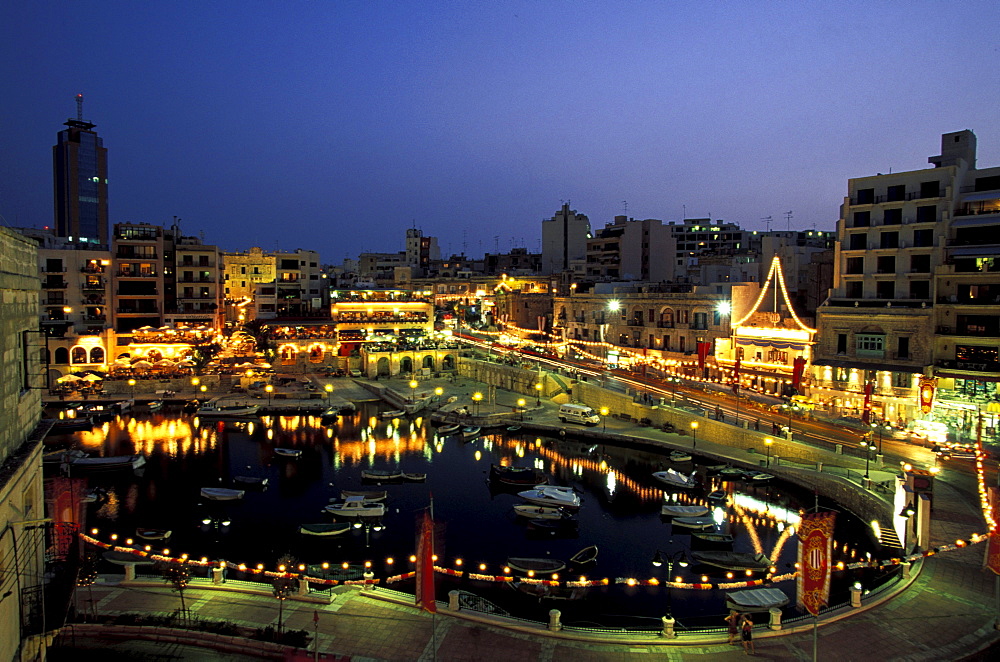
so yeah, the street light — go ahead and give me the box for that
[324,383,333,406]
[472,391,483,417]
[127,378,136,400]
[265,384,274,407]
[764,437,774,469]
[409,379,418,403]
[870,419,887,455]
[860,438,874,480]
[600,406,609,432]
[535,382,543,406]
[690,421,699,450]
[191,377,200,393]
[651,546,689,619]
[517,398,526,421]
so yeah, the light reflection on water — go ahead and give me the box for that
[57,404,883,629]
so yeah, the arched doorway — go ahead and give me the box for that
[376,357,391,376]
[399,356,413,375]
[422,355,435,371]
[442,355,455,370]
[54,347,70,365]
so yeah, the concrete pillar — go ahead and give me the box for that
[298,578,309,596]
[548,609,562,631]
[773,456,780,467]
[902,561,911,579]
[876,453,884,469]
[362,571,374,591]
[212,566,224,584]
[816,461,823,472]
[448,590,460,611]
[835,444,843,454]
[768,607,783,630]
[124,564,136,581]
[850,584,862,608]
[660,615,676,638]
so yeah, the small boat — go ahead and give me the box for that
[298,522,353,537]
[518,487,581,509]
[103,550,153,566]
[461,426,481,439]
[380,410,406,419]
[147,400,164,412]
[48,417,95,432]
[233,475,269,487]
[506,425,522,432]
[690,551,771,572]
[490,464,545,486]
[669,450,693,463]
[113,399,134,413]
[274,448,302,458]
[703,464,729,476]
[661,504,711,518]
[320,407,340,419]
[200,487,245,501]
[513,581,587,601]
[62,454,146,472]
[726,587,790,612]
[747,471,774,482]
[706,490,727,502]
[692,532,735,545]
[652,469,697,489]
[719,466,747,480]
[672,517,716,530]
[533,484,574,495]
[436,424,461,436]
[325,495,386,518]
[402,472,427,482]
[361,469,403,482]
[339,490,387,502]
[506,557,567,574]
[568,545,599,565]
[183,399,201,413]
[135,528,172,540]
[513,504,565,520]
[78,404,116,422]
[196,402,260,419]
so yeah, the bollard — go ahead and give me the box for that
[850,585,862,608]
[298,577,309,596]
[362,571,374,592]
[835,444,843,454]
[661,615,676,638]
[768,607,783,630]
[212,566,224,584]
[448,590,460,611]
[816,461,823,472]
[548,609,562,631]
[902,561,911,579]
[773,456,779,467]
[876,453,884,469]
[124,564,136,581]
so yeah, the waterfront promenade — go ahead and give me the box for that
[49,373,1000,660]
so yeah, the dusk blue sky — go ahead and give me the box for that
[2,1,998,263]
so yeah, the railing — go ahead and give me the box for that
[81,266,105,274]
[117,307,159,314]
[82,282,105,290]
[118,271,159,278]
[657,321,674,328]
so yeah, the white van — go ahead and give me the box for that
[558,403,601,426]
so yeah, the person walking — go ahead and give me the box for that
[741,613,755,655]
[725,610,740,645]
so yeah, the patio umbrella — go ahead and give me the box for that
[132,360,153,370]
[56,374,82,383]
[155,359,176,366]
[81,373,103,382]
[177,359,196,366]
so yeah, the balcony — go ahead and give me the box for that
[936,359,1000,373]
[117,306,159,314]
[116,289,159,296]
[936,325,1000,338]
[81,297,105,305]
[117,271,158,278]
[83,315,106,322]
[937,295,1000,306]
[657,321,674,328]
[43,280,68,289]
[82,281,105,291]
[81,266,105,274]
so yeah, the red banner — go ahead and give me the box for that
[797,511,835,616]
[986,487,1000,576]
[918,377,936,415]
[861,379,874,425]
[696,342,711,370]
[731,357,741,395]
[792,356,807,390]
[415,510,437,612]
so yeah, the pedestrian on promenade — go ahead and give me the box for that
[740,614,755,655]
[725,610,740,644]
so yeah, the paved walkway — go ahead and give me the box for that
[51,372,1000,660]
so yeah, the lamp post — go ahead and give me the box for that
[784,397,794,441]
[517,398,526,421]
[409,379,418,403]
[764,437,774,469]
[600,407,609,432]
[535,382,543,407]
[651,546,689,619]
[191,376,200,393]
[128,378,136,400]
[860,438,873,480]
[871,419,886,455]
[324,383,333,406]
[353,520,384,547]
[690,421,699,450]
[265,384,274,407]
[472,391,483,417]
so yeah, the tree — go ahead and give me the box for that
[155,559,191,623]
[76,551,100,621]
[272,576,296,636]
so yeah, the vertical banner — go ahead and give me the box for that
[797,511,836,616]
[918,377,936,415]
[731,357,741,395]
[696,341,711,371]
[862,379,874,425]
[415,510,437,612]
[986,487,1000,576]
[792,356,807,390]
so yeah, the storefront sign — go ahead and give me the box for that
[918,377,936,414]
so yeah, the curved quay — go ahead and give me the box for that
[59,373,1000,661]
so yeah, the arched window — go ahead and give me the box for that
[89,347,105,364]
[54,347,69,365]
[71,346,88,364]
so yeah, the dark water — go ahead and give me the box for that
[51,403,889,630]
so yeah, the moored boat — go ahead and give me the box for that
[669,450,693,463]
[692,531,735,545]
[506,557,566,574]
[660,504,711,518]
[200,487,245,501]
[361,469,403,482]
[652,469,697,489]
[380,410,406,419]
[513,504,565,520]
[62,453,146,472]
[196,401,260,419]
[568,544,598,565]
[518,487,581,509]
[436,424,461,436]
[325,495,386,518]
[706,490,727,502]
[690,551,771,571]
[136,528,172,540]
[298,522,353,537]
[339,490,387,501]
[147,400,164,412]
[490,464,545,486]
[461,426,481,439]
[725,587,790,612]
[671,516,716,530]
[274,448,302,458]
[233,475,269,487]
[402,472,426,482]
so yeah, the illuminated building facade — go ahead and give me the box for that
[223,247,276,323]
[169,238,224,329]
[53,94,108,247]
[814,130,1000,437]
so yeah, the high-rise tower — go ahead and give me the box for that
[53,94,108,246]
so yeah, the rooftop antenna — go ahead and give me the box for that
[76,94,84,121]
[785,210,793,231]
[622,200,628,216]
[494,235,499,253]
[762,215,772,232]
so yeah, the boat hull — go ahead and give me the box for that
[506,557,567,574]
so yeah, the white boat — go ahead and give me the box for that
[461,426,481,439]
[402,472,427,482]
[147,400,164,412]
[325,495,386,518]
[669,450,692,462]
[726,587,790,612]
[298,522,353,537]
[437,424,461,436]
[196,401,260,419]
[661,504,711,517]
[506,557,566,574]
[233,475,269,487]
[652,469,697,489]
[361,469,403,482]
[513,504,565,520]
[380,410,406,419]
[671,516,716,530]
[62,454,146,472]
[135,528,172,540]
[274,448,302,458]
[533,484,575,495]
[339,490,387,502]
[518,487,581,509]
[691,551,771,571]
[200,487,245,501]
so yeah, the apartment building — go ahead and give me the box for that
[586,216,677,282]
[814,130,999,439]
[541,202,591,276]
[170,237,223,328]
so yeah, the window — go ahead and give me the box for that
[916,205,936,223]
[846,257,864,274]
[975,175,1000,192]
[71,346,88,364]
[678,337,685,353]
[693,312,707,329]
[877,256,895,273]
[887,185,905,202]
[876,281,895,299]
[920,181,940,198]
[856,334,885,358]
[909,281,930,299]
[853,211,871,227]
[849,233,867,250]
[897,337,910,359]
[846,281,863,297]
[879,232,899,249]
[913,229,933,247]
[883,208,902,225]
[856,188,874,204]
[910,254,931,273]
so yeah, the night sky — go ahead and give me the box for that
[2,2,998,263]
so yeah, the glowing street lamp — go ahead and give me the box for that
[600,406,609,432]
[324,383,333,405]
[651,546,689,619]
[265,384,274,407]
[764,437,774,469]
[517,398,526,421]
[127,378,136,400]
[191,377,200,393]
[472,391,483,417]
[535,382,543,406]
[860,438,874,480]
[434,386,443,399]
[409,379,418,403]
[690,421,699,450]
